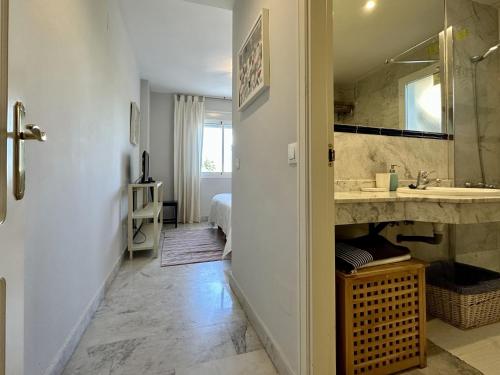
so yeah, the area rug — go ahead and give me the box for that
[161,227,226,267]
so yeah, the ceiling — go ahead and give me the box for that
[334,0,445,84]
[119,0,233,97]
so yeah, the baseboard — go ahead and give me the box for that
[43,249,126,375]
[226,270,296,375]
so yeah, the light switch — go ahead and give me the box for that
[235,158,241,170]
[288,143,298,165]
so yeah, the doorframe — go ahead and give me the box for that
[0,0,7,225]
[298,0,335,374]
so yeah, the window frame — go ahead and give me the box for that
[201,120,233,179]
[398,63,443,133]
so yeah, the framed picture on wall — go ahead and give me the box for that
[237,8,270,111]
[130,102,140,145]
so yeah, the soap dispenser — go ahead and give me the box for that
[389,164,399,191]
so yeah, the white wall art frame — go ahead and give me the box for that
[237,8,270,111]
[130,102,140,145]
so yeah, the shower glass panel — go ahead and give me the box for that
[448,0,500,272]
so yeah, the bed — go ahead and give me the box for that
[208,193,232,258]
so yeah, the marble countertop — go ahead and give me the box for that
[335,191,500,204]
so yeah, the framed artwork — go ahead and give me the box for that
[237,8,270,111]
[130,102,140,145]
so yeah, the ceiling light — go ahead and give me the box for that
[364,1,376,11]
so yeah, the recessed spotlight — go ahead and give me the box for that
[364,0,376,11]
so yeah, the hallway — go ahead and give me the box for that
[63,226,277,375]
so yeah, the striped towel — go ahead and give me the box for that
[336,242,374,273]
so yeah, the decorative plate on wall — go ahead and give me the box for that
[130,102,140,145]
[237,8,270,111]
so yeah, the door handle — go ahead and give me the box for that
[14,102,46,200]
[21,124,47,142]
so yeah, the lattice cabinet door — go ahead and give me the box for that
[336,260,427,375]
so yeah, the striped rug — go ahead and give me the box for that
[161,227,226,267]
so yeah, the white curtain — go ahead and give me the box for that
[174,95,204,223]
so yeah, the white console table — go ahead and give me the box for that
[127,181,163,259]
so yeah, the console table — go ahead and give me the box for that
[127,182,163,259]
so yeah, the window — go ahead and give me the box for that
[201,121,232,176]
[399,64,443,133]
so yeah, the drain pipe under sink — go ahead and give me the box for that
[396,223,445,245]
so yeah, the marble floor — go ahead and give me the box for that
[62,223,489,375]
[62,225,277,375]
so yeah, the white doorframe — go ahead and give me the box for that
[0,0,26,373]
[298,0,335,374]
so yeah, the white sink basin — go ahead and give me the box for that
[397,186,500,197]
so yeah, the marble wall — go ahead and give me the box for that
[449,0,500,272]
[334,132,452,191]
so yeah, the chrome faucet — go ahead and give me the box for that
[416,170,441,190]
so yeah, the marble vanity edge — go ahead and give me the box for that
[226,270,295,375]
[335,191,500,204]
[335,197,500,225]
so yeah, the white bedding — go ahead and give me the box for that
[208,193,232,258]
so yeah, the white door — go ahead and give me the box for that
[0,1,26,373]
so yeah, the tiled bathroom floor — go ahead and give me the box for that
[62,225,277,375]
[427,318,500,375]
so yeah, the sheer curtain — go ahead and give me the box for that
[174,95,204,223]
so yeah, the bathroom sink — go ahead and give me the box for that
[397,186,500,197]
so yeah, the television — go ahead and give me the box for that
[141,150,150,183]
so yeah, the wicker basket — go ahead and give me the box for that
[336,260,427,375]
[426,261,500,330]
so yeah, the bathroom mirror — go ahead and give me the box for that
[333,0,447,135]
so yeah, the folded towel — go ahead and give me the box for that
[336,243,374,272]
[336,235,411,273]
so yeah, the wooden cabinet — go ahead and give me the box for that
[336,260,427,375]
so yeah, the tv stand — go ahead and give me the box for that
[127,181,163,260]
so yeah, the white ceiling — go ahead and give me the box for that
[334,0,445,84]
[119,0,233,97]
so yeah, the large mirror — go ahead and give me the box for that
[333,0,447,135]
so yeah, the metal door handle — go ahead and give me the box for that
[14,102,46,200]
[21,124,47,142]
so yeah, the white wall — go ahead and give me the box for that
[12,0,141,374]
[149,93,232,217]
[232,1,299,373]
[150,93,175,200]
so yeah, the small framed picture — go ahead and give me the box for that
[237,8,270,111]
[130,102,140,145]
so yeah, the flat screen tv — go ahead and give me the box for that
[141,150,150,183]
